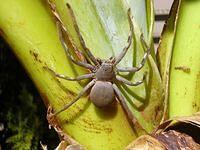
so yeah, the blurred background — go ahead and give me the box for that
[0,1,173,149]
[154,0,173,49]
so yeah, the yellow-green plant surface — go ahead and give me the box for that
[0,0,163,149]
[158,0,200,118]
[51,0,163,131]
[157,0,181,122]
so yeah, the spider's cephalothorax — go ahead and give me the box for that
[95,60,115,81]
[45,3,151,126]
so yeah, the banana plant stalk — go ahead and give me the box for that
[124,0,200,148]
[0,0,163,149]
[157,0,200,119]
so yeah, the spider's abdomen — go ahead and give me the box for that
[90,81,115,107]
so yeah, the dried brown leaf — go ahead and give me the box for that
[155,112,200,134]
[126,113,200,149]
[46,106,85,150]
[125,135,166,150]
[40,142,48,150]
[55,141,84,150]
[154,130,200,150]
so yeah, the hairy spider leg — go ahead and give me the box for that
[44,67,95,81]
[114,8,134,66]
[117,34,151,73]
[66,3,99,66]
[57,22,95,70]
[112,84,138,124]
[116,75,145,86]
[53,80,96,116]
[113,84,147,132]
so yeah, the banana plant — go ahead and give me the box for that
[157,0,200,118]
[0,0,164,150]
[126,0,200,148]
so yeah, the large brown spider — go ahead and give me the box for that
[46,4,151,125]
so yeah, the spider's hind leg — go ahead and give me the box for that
[53,79,96,116]
[112,84,147,132]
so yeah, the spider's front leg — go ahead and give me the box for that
[114,8,134,66]
[117,34,151,73]
[44,67,95,81]
[66,3,99,66]
[57,22,95,70]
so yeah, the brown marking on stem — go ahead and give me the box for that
[55,127,85,148]
[0,28,6,37]
[192,102,200,112]
[29,50,42,63]
[80,117,113,134]
[174,66,191,73]
[40,92,50,107]
[46,106,85,148]
[47,105,60,129]
[194,71,200,112]
[154,106,162,122]
[75,50,86,62]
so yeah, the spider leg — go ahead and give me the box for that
[112,84,138,125]
[66,3,99,66]
[53,79,96,116]
[117,34,151,72]
[117,66,138,73]
[57,22,95,70]
[113,84,147,132]
[116,75,145,86]
[44,67,95,81]
[114,8,134,65]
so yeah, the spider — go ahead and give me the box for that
[45,4,151,126]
